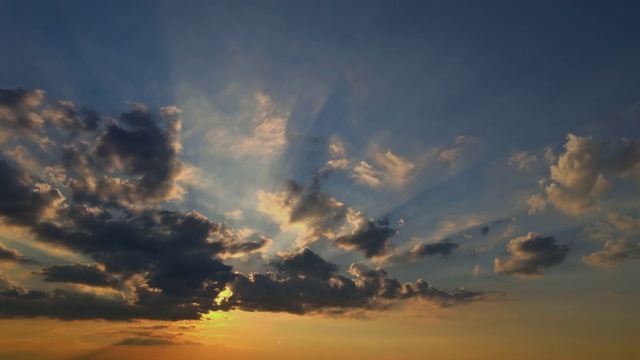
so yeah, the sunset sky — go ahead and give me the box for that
[1,1,639,359]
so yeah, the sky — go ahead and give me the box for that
[0,0,639,359]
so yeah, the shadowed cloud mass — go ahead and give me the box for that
[0,88,485,321]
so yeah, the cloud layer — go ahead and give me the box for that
[494,232,569,277]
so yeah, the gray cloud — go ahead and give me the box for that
[272,248,338,280]
[37,263,121,288]
[0,243,36,264]
[0,159,65,226]
[583,239,640,267]
[0,88,488,321]
[382,239,461,265]
[218,249,484,315]
[259,178,397,257]
[494,232,569,277]
[335,214,397,258]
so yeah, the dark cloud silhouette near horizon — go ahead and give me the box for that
[0,88,485,321]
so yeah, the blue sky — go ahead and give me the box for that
[0,1,639,357]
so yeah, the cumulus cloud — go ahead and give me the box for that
[535,134,640,215]
[583,239,640,267]
[217,249,484,315]
[494,232,569,277]
[335,211,397,258]
[0,88,488,321]
[545,134,608,215]
[67,105,186,205]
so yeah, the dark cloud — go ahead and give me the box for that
[37,263,121,288]
[33,206,233,298]
[481,226,489,236]
[216,249,484,315]
[412,239,460,258]
[0,88,488,321]
[494,232,569,276]
[0,243,36,264]
[0,274,205,321]
[272,248,338,280]
[382,239,461,265]
[65,106,184,206]
[335,214,397,258]
[0,159,64,226]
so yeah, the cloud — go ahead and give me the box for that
[272,248,338,280]
[0,159,65,226]
[0,88,46,143]
[583,239,640,267]
[0,273,208,321]
[494,232,569,277]
[207,92,288,158]
[436,136,481,168]
[36,263,121,288]
[33,206,235,298]
[335,211,398,258]
[67,106,186,205]
[527,194,547,215]
[115,338,176,346]
[537,134,640,215]
[0,88,487,321]
[217,249,484,315]
[437,148,463,168]
[381,239,461,265]
[351,148,415,189]
[471,246,489,256]
[214,227,272,258]
[258,179,398,257]
[0,243,36,264]
[545,134,608,215]
[607,212,640,232]
[508,151,538,171]
[257,180,346,244]
[472,265,480,277]
[325,135,349,170]
[352,161,382,187]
